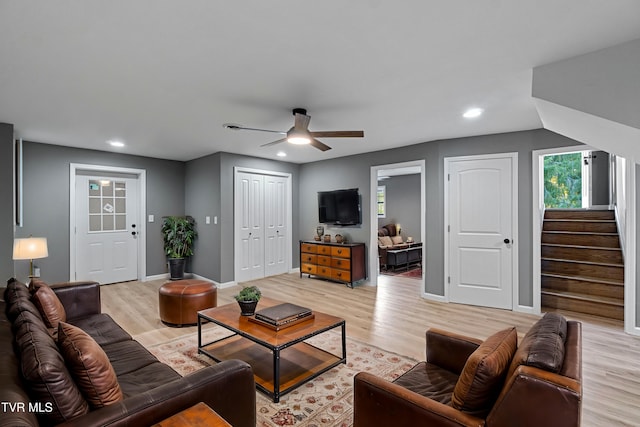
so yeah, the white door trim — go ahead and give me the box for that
[532,146,638,335]
[70,163,146,282]
[531,145,593,315]
[233,167,292,282]
[369,160,426,293]
[444,152,519,310]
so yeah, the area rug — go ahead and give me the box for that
[381,266,422,278]
[144,327,418,427]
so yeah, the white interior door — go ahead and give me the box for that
[235,172,265,282]
[447,155,515,310]
[264,175,288,277]
[75,175,138,284]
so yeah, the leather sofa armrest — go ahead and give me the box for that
[487,364,581,427]
[426,328,483,375]
[354,372,483,427]
[57,360,256,427]
[51,281,101,320]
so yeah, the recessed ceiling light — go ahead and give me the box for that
[463,108,483,118]
[276,151,287,157]
[108,139,125,147]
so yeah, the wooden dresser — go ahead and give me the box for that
[299,240,366,287]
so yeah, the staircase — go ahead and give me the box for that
[541,209,624,320]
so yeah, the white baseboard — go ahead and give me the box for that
[515,305,538,315]
[144,273,168,281]
[423,292,446,302]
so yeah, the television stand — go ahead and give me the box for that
[299,241,366,288]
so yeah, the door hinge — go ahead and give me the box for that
[447,225,450,232]
[448,174,450,181]
[447,276,450,284]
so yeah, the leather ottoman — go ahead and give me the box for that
[159,279,217,326]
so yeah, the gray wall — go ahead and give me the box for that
[17,141,185,282]
[533,38,640,129]
[186,152,300,284]
[1,124,14,279]
[300,129,581,307]
[378,174,421,241]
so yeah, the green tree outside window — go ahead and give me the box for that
[544,153,582,208]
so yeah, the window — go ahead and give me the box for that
[377,185,386,218]
[88,179,127,232]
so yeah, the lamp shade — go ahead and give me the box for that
[13,237,49,260]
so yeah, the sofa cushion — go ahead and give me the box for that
[4,278,30,305]
[16,318,89,423]
[32,284,66,329]
[58,322,124,409]
[102,340,161,376]
[117,361,181,398]
[393,361,458,405]
[69,313,133,346]
[28,277,48,294]
[378,236,393,247]
[508,313,567,378]
[7,297,43,325]
[451,327,517,417]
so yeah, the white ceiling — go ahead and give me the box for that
[1,1,640,164]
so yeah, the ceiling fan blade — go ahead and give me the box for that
[260,138,287,147]
[223,123,286,135]
[309,130,364,138]
[294,112,311,130]
[310,138,332,151]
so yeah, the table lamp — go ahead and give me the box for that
[13,237,49,278]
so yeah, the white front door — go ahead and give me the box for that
[75,176,139,284]
[447,154,516,310]
[264,175,288,277]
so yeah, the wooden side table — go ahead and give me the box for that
[152,402,231,427]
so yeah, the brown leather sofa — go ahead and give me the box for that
[1,278,256,427]
[354,313,582,427]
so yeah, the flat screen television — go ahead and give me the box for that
[318,188,361,225]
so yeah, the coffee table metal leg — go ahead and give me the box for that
[341,322,347,361]
[273,349,281,403]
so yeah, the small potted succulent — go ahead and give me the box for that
[234,285,262,316]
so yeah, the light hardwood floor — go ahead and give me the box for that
[101,273,640,427]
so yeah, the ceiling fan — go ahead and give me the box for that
[223,108,364,152]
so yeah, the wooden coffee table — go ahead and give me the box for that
[197,297,346,402]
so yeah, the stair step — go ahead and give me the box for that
[541,258,624,282]
[542,219,617,233]
[542,273,624,299]
[541,244,623,264]
[541,231,620,248]
[544,209,615,220]
[542,290,624,320]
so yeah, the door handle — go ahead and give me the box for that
[131,231,137,236]
[504,238,511,244]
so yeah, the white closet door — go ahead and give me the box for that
[264,175,288,277]
[235,172,265,282]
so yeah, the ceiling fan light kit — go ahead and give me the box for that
[224,108,364,152]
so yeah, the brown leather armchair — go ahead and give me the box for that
[354,313,582,427]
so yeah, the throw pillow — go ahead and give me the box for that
[379,236,393,247]
[451,327,517,417]
[58,322,123,409]
[391,235,404,245]
[32,283,66,329]
[28,277,48,294]
[508,312,567,378]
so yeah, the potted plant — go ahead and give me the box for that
[161,216,198,280]
[234,285,262,316]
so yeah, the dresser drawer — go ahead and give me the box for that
[301,253,317,264]
[301,243,317,254]
[317,266,332,278]
[317,245,332,255]
[331,257,351,270]
[317,255,331,266]
[331,246,351,258]
[301,263,317,275]
[332,269,351,282]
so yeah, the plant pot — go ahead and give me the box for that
[168,258,186,280]
[237,300,259,316]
